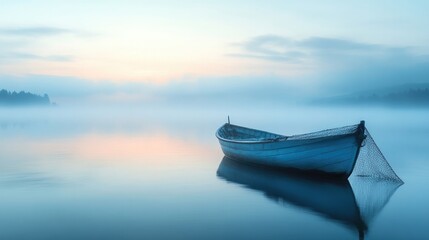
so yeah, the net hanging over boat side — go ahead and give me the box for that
[351,128,403,183]
[286,123,403,183]
[287,124,359,140]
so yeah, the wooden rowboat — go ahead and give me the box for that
[216,120,366,178]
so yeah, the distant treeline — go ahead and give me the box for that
[318,88,429,106]
[0,89,51,106]
[357,88,429,104]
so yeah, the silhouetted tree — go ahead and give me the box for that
[0,89,51,106]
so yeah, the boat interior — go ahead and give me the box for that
[217,123,361,142]
[217,124,286,141]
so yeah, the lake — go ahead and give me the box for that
[0,105,428,240]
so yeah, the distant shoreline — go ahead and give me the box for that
[0,89,52,106]
[314,87,429,107]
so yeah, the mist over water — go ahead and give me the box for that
[0,104,428,239]
[1,1,429,239]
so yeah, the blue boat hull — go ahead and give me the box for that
[216,123,365,177]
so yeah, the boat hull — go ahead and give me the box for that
[218,133,361,177]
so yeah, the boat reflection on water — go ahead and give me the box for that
[216,157,402,240]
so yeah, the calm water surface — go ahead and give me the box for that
[0,106,428,240]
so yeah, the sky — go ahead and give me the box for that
[1,0,429,103]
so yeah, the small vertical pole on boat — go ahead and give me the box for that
[228,115,230,124]
[360,120,365,132]
[357,120,366,145]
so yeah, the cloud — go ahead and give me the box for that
[298,37,378,51]
[0,27,73,37]
[0,26,85,63]
[1,33,428,106]
[230,35,293,62]
[0,52,73,62]
[229,35,306,62]
[230,35,407,63]
[231,35,429,94]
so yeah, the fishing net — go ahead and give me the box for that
[288,123,403,183]
[349,176,402,226]
[287,124,359,140]
[350,128,403,183]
